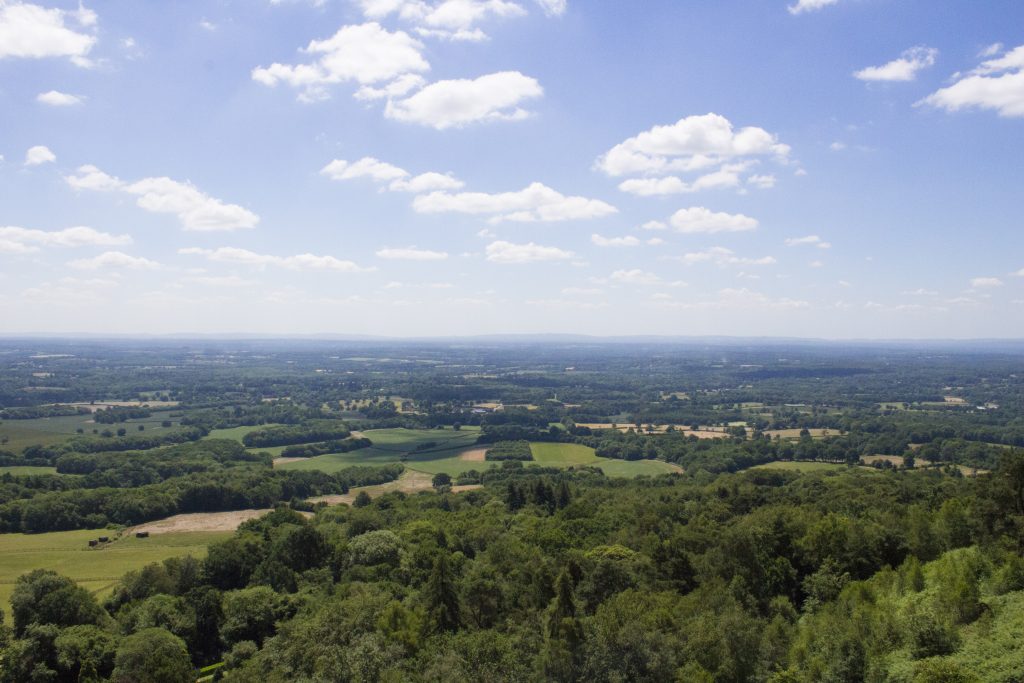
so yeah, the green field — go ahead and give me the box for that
[0,529,230,620]
[529,442,684,477]
[279,430,683,478]
[749,460,851,473]
[0,411,182,454]
[279,426,482,475]
[203,424,283,443]
[0,466,58,476]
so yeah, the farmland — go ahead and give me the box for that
[277,428,682,478]
[0,528,229,620]
[0,410,182,454]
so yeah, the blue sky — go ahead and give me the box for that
[1,0,1022,337]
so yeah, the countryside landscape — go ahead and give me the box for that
[3,0,1024,680]
[0,339,1022,681]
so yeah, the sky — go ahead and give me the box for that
[0,0,1022,338]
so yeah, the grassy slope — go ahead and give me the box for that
[0,466,58,476]
[0,529,229,620]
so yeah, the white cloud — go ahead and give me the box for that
[785,234,831,249]
[970,277,1003,288]
[0,1,97,66]
[1015,268,1024,277]
[356,0,530,41]
[321,157,407,182]
[385,71,543,128]
[596,113,790,182]
[66,165,259,231]
[829,141,847,151]
[320,156,464,192]
[199,19,217,31]
[640,220,667,231]
[252,22,429,102]
[788,0,839,15]
[618,164,748,196]
[0,226,131,251]
[980,43,1004,58]
[24,145,55,166]
[677,246,776,267]
[180,246,373,272]
[69,251,160,270]
[747,174,776,189]
[413,181,616,223]
[903,288,938,296]
[376,246,448,260]
[669,207,758,234]
[920,44,1024,118]
[591,234,639,247]
[484,240,573,263]
[646,237,665,246]
[610,269,661,285]
[854,46,937,82]
[534,0,566,15]
[183,275,255,287]
[354,73,427,101]
[36,90,83,106]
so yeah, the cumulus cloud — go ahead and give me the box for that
[597,114,789,197]
[180,247,373,272]
[919,44,1024,118]
[69,251,160,270]
[0,1,97,66]
[66,165,259,231]
[36,89,83,106]
[676,246,776,267]
[355,0,533,41]
[597,113,790,177]
[669,207,758,234]
[354,73,427,101]
[970,277,1003,288]
[413,181,616,223]
[591,234,640,247]
[375,246,448,260]
[618,164,750,196]
[252,22,429,102]
[785,234,831,248]
[0,226,131,252]
[787,0,839,15]
[484,240,573,263]
[320,156,464,192]
[384,71,543,128]
[24,145,56,166]
[854,46,938,82]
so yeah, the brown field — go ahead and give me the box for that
[272,457,307,467]
[128,508,310,535]
[308,469,435,505]
[459,448,488,462]
[943,396,967,404]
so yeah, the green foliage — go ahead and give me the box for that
[484,440,534,461]
[110,628,193,683]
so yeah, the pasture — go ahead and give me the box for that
[0,411,181,454]
[0,529,229,620]
[0,466,58,476]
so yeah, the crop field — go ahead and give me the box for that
[530,442,684,476]
[0,529,229,620]
[203,424,283,443]
[0,411,182,453]
[763,428,835,439]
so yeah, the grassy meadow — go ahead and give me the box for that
[0,411,182,454]
[0,529,230,621]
